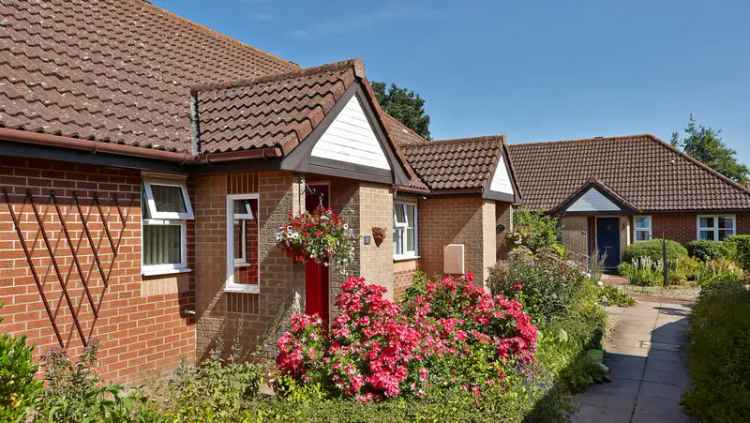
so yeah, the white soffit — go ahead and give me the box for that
[489,156,514,195]
[567,187,621,212]
[310,96,391,170]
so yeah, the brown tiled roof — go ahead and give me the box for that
[0,0,297,154]
[383,113,429,147]
[507,135,750,212]
[403,136,505,192]
[194,60,361,155]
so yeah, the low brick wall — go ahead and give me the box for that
[0,157,195,383]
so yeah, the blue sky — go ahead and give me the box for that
[156,0,750,164]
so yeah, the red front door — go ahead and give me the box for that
[305,184,330,328]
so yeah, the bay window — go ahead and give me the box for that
[142,177,193,276]
[633,215,652,242]
[697,215,736,241]
[394,201,417,259]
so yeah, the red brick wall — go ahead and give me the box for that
[419,196,496,282]
[651,212,750,244]
[0,157,195,383]
[393,259,420,301]
[194,171,305,361]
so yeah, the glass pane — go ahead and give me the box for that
[718,217,735,230]
[394,204,406,225]
[406,227,416,252]
[234,199,255,217]
[234,220,245,261]
[151,185,186,213]
[635,230,650,241]
[718,229,734,241]
[143,225,181,265]
[407,205,416,227]
[699,230,715,241]
[394,228,404,255]
[699,217,715,229]
[635,216,650,229]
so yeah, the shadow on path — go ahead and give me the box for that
[570,301,694,423]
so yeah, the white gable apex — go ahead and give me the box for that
[489,156,514,195]
[567,188,621,212]
[310,96,391,170]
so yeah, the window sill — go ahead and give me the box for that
[142,267,192,277]
[393,255,420,262]
[224,284,260,294]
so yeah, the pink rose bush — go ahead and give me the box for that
[276,273,537,401]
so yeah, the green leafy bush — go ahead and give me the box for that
[506,209,566,256]
[618,255,699,286]
[622,239,688,263]
[162,358,261,422]
[694,258,744,287]
[596,285,636,307]
[488,247,587,325]
[727,234,750,271]
[687,240,736,262]
[0,307,41,423]
[35,344,161,423]
[683,282,750,422]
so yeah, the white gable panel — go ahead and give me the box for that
[310,96,391,170]
[567,188,621,212]
[489,156,514,195]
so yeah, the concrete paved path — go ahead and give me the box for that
[572,301,694,423]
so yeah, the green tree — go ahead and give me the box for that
[372,82,431,139]
[671,115,749,182]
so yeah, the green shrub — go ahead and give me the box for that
[694,258,744,287]
[728,234,750,271]
[506,209,566,256]
[162,358,261,422]
[622,239,688,263]
[618,255,699,286]
[596,285,636,307]
[687,240,736,262]
[0,306,41,423]
[36,344,162,423]
[488,247,587,325]
[682,282,750,422]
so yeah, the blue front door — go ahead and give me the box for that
[596,218,621,270]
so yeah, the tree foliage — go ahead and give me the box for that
[372,82,431,139]
[671,115,749,182]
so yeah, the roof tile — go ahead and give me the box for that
[0,0,297,153]
[508,135,750,211]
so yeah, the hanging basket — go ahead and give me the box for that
[276,207,355,271]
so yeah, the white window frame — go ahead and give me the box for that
[226,193,260,294]
[141,219,189,276]
[141,175,193,277]
[143,179,194,220]
[633,215,652,242]
[233,199,255,267]
[697,214,736,241]
[393,201,418,260]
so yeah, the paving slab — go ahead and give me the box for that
[571,301,695,423]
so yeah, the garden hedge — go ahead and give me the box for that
[683,282,750,422]
[686,240,735,262]
[622,239,687,263]
[728,235,750,271]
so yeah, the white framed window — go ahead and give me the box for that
[141,176,193,276]
[633,215,652,242]
[143,179,194,220]
[393,201,418,259]
[697,215,736,241]
[226,193,260,294]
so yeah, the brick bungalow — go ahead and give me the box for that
[508,135,750,269]
[0,0,517,382]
